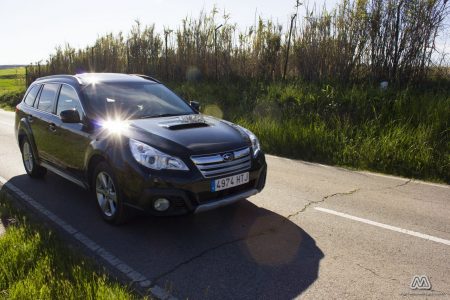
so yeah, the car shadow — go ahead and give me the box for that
[133,201,324,299]
[4,173,324,299]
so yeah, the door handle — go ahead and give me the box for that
[27,115,33,123]
[49,123,56,132]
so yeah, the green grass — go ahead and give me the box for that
[0,67,26,96]
[0,90,24,111]
[0,67,26,110]
[171,80,450,183]
[0,192,143,299]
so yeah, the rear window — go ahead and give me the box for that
[37,83,60,113]
[23,85,41,106]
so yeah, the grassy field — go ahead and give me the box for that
[0,67,26,110]
[0,192,142,299]
[171,80,450,183]
[0,67,26,95]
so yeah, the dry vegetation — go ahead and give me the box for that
[25,0,449,84]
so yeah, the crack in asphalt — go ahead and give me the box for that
[152,188,360,284]
[393,179,412,188]
[356,263,382,278]
[285,188,360,220]
[363,178,413,193]
[370,179,412,192]
[151,226,278,283]
[356,263,399,283]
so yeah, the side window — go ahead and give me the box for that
[56,85,83,120]
[37,84,59,113]
[23,85,41,106]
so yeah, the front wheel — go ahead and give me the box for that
[93,162,129,224]
[21,137,46,178]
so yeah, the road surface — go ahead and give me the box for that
[0,109,449,299]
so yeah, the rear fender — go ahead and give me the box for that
[17,117,41,164]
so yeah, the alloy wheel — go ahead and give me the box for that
[22,141,34,172]
[95,171,117,217]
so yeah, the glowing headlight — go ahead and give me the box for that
[129,138,189,171]
[238,126,261,157]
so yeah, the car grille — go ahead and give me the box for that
[191,147,251,178]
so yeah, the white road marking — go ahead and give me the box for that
[358,171,448,189]
[266,154,333,169]
[0,175,175,300]
[315,207,450,246]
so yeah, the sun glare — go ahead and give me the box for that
[101,119,129,135]
[84,74,100,85]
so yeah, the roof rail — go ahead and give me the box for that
[131,74,161,84]
[36,74,83,84]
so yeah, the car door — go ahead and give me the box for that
[32,83,61,164]
[52,84,91,179]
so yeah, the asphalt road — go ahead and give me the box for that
[0,109,449,299]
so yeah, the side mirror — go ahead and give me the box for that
[60,109,81,123]
[190,101,201,112]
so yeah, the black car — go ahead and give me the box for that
[15,73,267,224]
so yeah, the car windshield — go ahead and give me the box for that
[82,82,194,119]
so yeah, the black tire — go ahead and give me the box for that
[93,162,129,224]
[21,136,47,178]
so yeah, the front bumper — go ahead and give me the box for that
[119,153,267,216]
[194,188,259,213]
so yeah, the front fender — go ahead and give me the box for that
[83,134,129,186]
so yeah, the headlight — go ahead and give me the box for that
[238,126,261,157]
[129,138,189,171]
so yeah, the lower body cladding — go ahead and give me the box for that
[121,156,267,216]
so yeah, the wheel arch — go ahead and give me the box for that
[17,119,40,163]
[86,153,107,190]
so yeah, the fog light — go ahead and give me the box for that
[154,198,170,212]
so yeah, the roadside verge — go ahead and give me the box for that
[0,176,175,300]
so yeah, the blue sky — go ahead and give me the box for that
[0,0,447,65]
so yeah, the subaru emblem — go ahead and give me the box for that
[222,153,233,161]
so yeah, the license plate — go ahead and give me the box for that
[211,172,249,192]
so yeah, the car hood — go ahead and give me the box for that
[127,115,250,156]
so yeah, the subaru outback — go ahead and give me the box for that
[15,73,267,224]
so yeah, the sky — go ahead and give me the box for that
[0,0,448,65]
[0,0,337,65]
